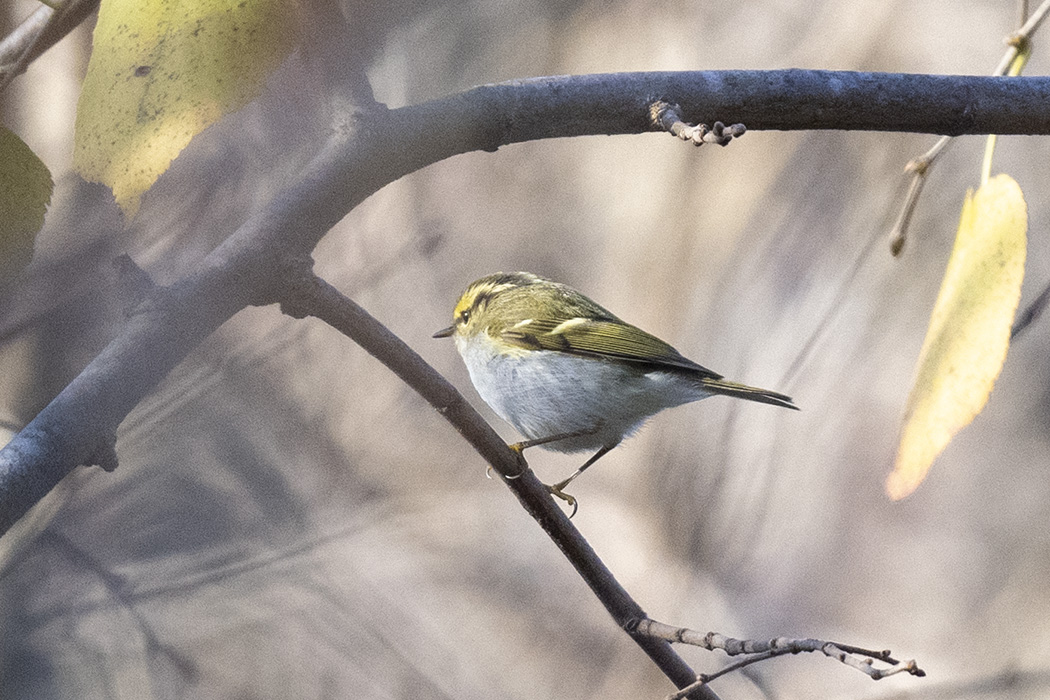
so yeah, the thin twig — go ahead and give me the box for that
[889,0,1050,255]
[994,0,1050,74]
[983,45,1033,185]
[631,619,923,699]
[888,148,939,256]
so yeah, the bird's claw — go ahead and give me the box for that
[547,482,579,518]
[487,464,524,480]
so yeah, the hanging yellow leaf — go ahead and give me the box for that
[888,174,1027,500]
[73,0,302,219]
[0,126,53,277]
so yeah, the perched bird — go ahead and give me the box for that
[435,272,797,513]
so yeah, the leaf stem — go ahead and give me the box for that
[981,44,1032,186]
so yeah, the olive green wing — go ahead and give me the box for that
[500,317,723,378]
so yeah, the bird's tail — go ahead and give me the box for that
[699,377,798,410]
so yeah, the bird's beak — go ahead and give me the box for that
[433,325,455,338]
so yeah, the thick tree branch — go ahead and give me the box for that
[404,71,1050,145]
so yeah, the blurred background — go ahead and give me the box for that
[2,0,1050,698]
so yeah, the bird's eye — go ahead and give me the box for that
[459,309,471,324]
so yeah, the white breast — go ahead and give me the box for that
[454,332,710,453]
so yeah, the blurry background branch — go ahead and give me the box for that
[0,0,99,91]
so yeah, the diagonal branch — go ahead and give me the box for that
[275,265,719,699]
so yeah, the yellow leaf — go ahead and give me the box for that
[73,0,302,219]
[888,174,1027,500]
[0,126,53,277]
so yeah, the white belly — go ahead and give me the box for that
[455,333,709,453]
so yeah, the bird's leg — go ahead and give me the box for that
[508,429,596,453]
[487,429,598,481]
[547,444,616,518]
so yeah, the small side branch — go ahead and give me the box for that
[630,619,924,698]
[649,101,746,146]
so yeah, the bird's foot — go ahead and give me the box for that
[546,480,579,519]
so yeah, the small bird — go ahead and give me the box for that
[434,272,797,513]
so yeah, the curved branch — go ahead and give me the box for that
[4,66,1050,569]
[400,71,1050,147]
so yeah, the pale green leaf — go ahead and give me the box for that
[73,0,302,219]
[888,174,1027,500]
[0,126,53,277]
